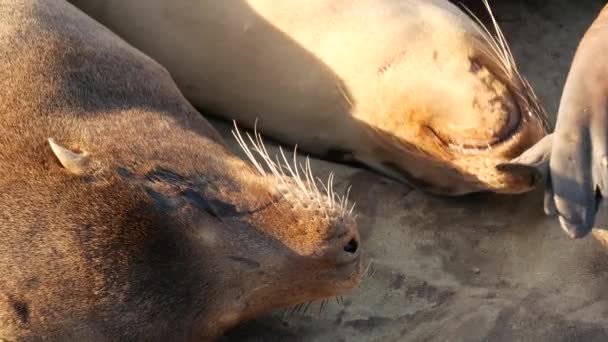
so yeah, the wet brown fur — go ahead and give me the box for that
[0,0,362,340]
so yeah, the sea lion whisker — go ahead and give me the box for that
[483,0,518,71]
[292,304,302,316]
[328,172,336,209]
[349,201,357,216]
[303,301,313,315]
[333,178,347,214]
[461,4,513,76]
[231,122,266,175]
[278,145,309,203]
[289,145,311,200]
[245,131,292,192]
[475,43,512,77]
[344,186,352,213]
[278,146,296,179]
[335,81,354,109]
[312,175,333,215]
[233,121,353,216]
[247,131,276,174]
[299,158,328,211]
[253,130,282,177]
[299,161,316,200]
[319,299,327,314]
[362,261,375,280]
[478,1,513,70]
[316,175,333,208]
[307,158,322,203]
[286,305,297,318]
[330,173,337,209]
[273,154,302,202]
[282,305,300,321]
[235,123,311,206]
[306,157,325,209]
[233,126,263,174]
[250,131,305,202]
[244,132,283,181]
[521,78,550,129]
[461,6,505,59]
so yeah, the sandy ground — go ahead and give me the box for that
[210,1,608,341]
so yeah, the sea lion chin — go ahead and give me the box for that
[67,0,548,196]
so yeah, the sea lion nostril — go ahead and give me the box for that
[343,238,358,253]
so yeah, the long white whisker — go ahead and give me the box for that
[343,185,352,216]
[349,201,356,216]
[279,146,308,203]
[290,145,310,198]
[232,120,353,219]
[461,6,510,74]
[328,172,336,209]
[231,122,266,175]
[307,157,322,205]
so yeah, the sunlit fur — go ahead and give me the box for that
[66,0,549,196]
[351,0,548,195]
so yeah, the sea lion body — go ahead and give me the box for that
[0,0,362,340]
[68,0,548,196]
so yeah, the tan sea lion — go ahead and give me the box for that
[0,0,363,340]
[67,0,548,196]
[500,4,608,240]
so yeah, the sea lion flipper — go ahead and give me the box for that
[498,133,598,237]
[496,133,552,185]
[539,4,608,239]
[497,134,559,216]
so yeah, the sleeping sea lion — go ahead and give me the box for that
[0,0,363,340]
[67,0,549,196]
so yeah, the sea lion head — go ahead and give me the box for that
[188,125,364,336]
[39,126,362,339]
[352,0,548,196]
[0,0,362,338]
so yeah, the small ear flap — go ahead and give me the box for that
[48,138,91,175]
[496,134,553,184]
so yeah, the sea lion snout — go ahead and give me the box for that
[317,217,361,266]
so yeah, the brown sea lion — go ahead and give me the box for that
[67,0,548,196]
[500,4,608,240]
[0,0,363,340]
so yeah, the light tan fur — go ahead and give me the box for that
[67,0,548,196]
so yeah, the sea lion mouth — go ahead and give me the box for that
[428,106,523,154]
[336,252,362,268]
[332,253,364,289]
